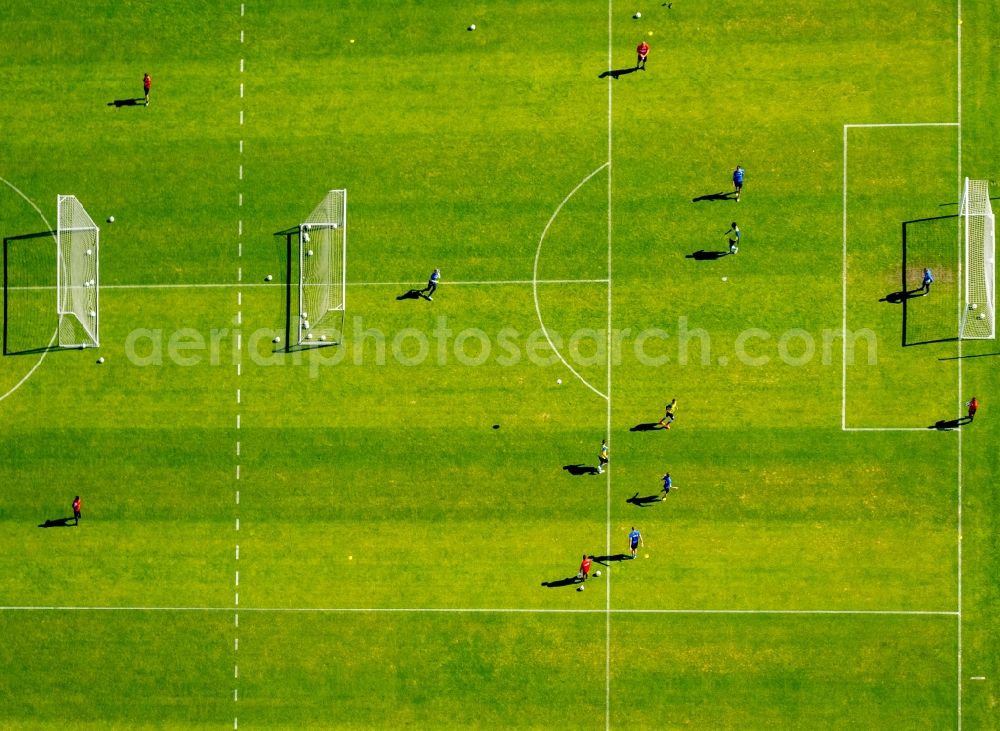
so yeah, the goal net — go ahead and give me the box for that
[56,195,100,348]
[959,178,996,340]
[298,189,346,345]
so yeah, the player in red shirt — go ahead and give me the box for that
[143,73,152,106]
[966,396,979,422]
[72,496,81,525]
[578,554,592,583]
[636,41,649,70]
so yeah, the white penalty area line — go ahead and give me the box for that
[842,427,950,433]
[5,278,609,292]
[843,123,960,129]
[840,121,960,432]
[0,606,958,617]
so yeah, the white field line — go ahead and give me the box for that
[532,163,611,402]
[843,123,960,129]
[6,278,609,292]
[955,4,964,727]
[0,605,958,616]
[841,123,961,432]
[235,9,246,728]
[605,3,614,730]
[0,175,59,405]
[842,427,949,433]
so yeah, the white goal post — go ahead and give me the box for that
[298,189,346,346]
[56,195,100,348]
[959,178,996,340]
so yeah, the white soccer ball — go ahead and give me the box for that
[85,249,93,256]
[303,233,311,244]
[970,303,978,310]
[303,320,310,329]
[634,11,641,19]
[556,379,562,384]
[468,24,476,31]
[977,312,986,320]
[107,216,114,223]
[319,335,327,342]
[577,585,585,591]
[301,312,308,319]
[332,223,339,229]
[306,333,313,340]
[97,356,105,364]
[88,310,96,317]
[272,336,281,344]
[306,249,314,256]
[594,570,602,577]
[265,274,273,282]
[303,224,312,231]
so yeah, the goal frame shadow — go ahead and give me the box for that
[900,214,960,348]
[3,231,62,356]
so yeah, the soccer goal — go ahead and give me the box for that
[298,189,346,346]
[56,195,100,348]
[959,178,996,340]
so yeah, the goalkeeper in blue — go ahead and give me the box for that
[422,268,441,300]
[920,268,934,293]
[732,164,745,202]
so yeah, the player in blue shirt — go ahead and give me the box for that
[726,222,741,255]
[422,268,440,300]
[732,165,745,202]
[921,268,934,293]
[660,472,673,499]
[627,527,643,559]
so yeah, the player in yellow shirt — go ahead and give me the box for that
[657,399,677,430]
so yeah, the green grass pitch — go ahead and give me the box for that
[1,1,997,728]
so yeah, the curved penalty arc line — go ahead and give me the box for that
[0,175,59,405]
[533,162,610,402]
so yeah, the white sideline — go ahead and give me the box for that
[0,605,957,616]
[604,4,614,729]
[6,278,609,291]
[955,6,964,727]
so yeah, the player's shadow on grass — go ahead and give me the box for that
[541,575,581,588]
[692,191,736,203]
[929,416,973,430]
[880,288,927,304]
[629,422,661,432]
[563,464,600,476]
[598,67,640,80]
[396,288,430,301]
[38,517,75,528]
[626,492,662,507]
[590,553,629,566]
[107,98,145,108]
[685,249,729,261]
